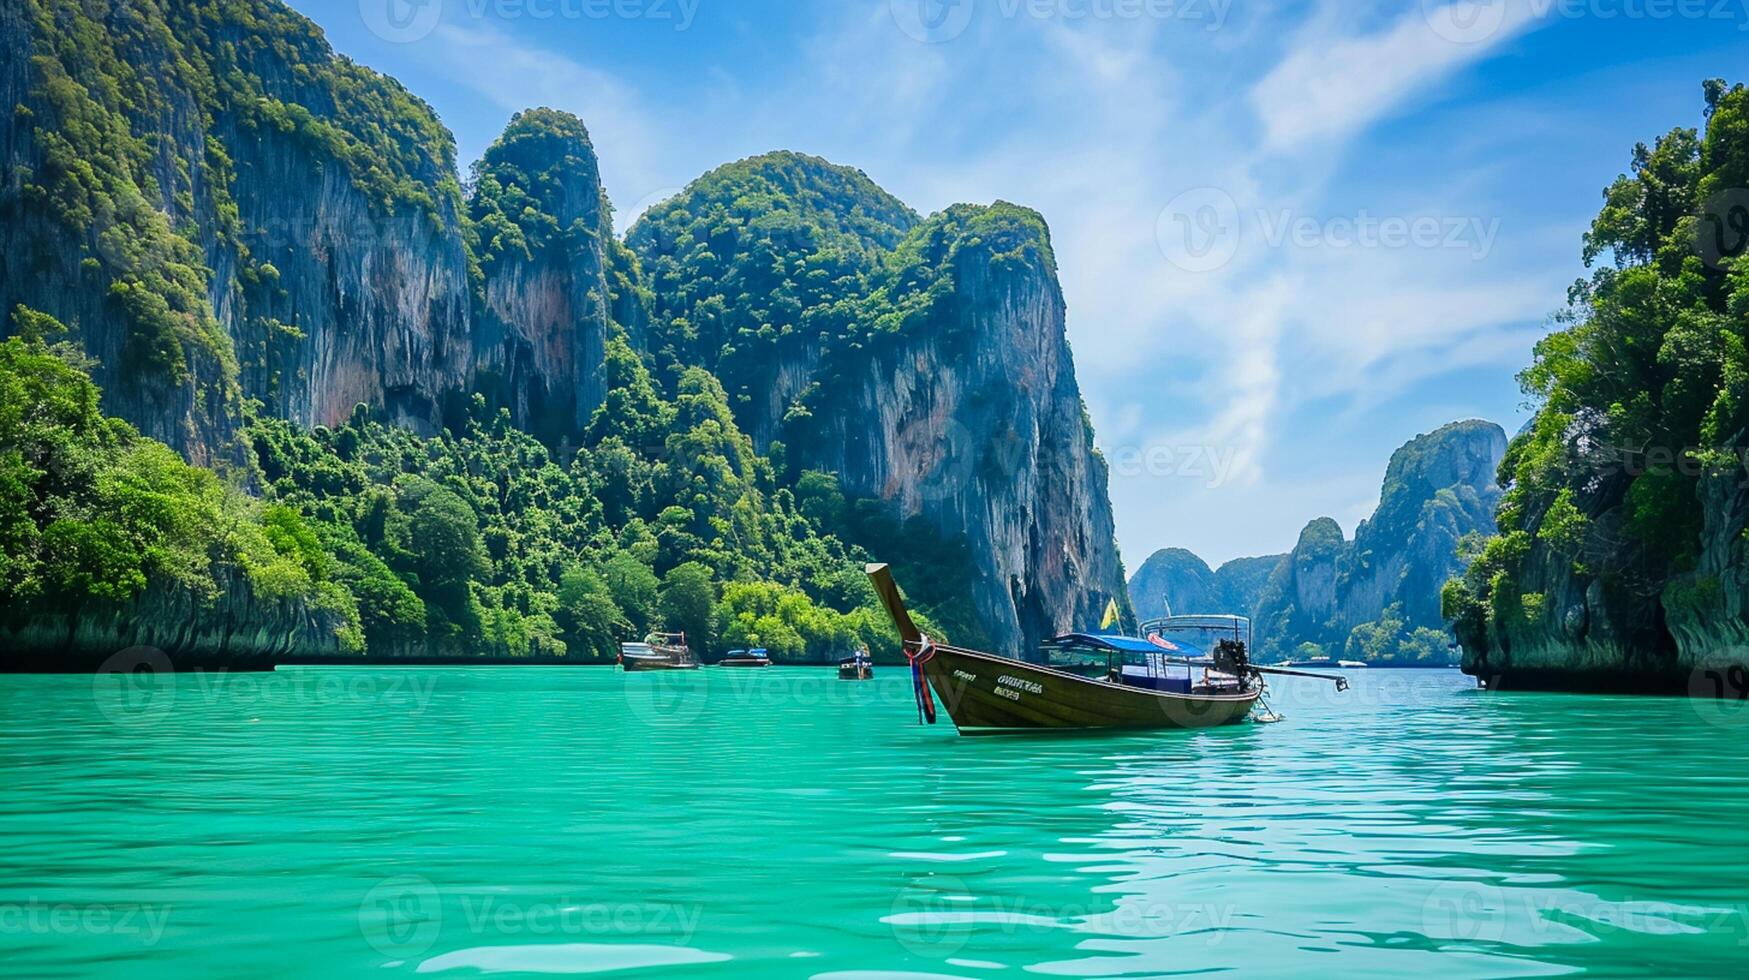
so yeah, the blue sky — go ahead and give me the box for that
[299,0,1745,567]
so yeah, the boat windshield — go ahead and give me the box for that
[1039,633,1216,677]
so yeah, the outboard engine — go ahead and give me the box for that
[1213,638,1251,679]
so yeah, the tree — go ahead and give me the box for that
[658,561,717,653]
[601,551,659,633]
[395,478,487,638]
[557,565,629,660]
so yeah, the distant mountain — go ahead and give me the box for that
[1128,549,1283,622]
[1132,420,1507,665]
[1252,420,1507,664]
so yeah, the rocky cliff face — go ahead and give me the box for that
[627,151,918,448]
[0,570,352,672]
[784,204,1130,655]
[468,109,619,445]
[1456,423,1749,693]
[1444,84,1749,694]
[1128,548,1283,621]
[1246,421,1506,661]
[3,2,1131,663]
[0,2,615,454]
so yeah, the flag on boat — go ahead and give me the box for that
[1100,597,1120,630]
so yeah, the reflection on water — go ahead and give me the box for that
[1,667,1745,977]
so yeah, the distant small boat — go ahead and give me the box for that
[717,648,772,668]
[1281,657,1337,669]
[1338,660,1368,669]
[838,648,874,680]
[866,564,1344,735]
[619,633,698,671]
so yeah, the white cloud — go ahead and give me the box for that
[1250,1,1541,152]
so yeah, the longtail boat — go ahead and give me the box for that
[838,647,874,681]
[619,632,698,672]
[716,647,772,668]
[865,564,1345,735]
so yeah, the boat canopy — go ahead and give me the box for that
[1045,633,1206,658]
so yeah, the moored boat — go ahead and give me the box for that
[717,647,772,668]
[866,564,1345,735]
[838,647,874,680]
[619,632,698,671]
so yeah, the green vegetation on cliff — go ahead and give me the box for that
[627,151,918,424]
[0,302,936,663]
[0,307,360,649]
[1445,81,1749,674]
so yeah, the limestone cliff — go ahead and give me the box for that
[1444,83,1749,694]
[468,109,620,446]
[0,2,616,455]
[785,204,1131,655]
[1127,548,1282,621]
[2,3,1131,665]
[0,570,353,672]
[1246,420,1506,661]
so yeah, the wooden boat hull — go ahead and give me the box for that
[621,655,699,672]
[716,658,771,668]
[838,663,873,680]
[919,645,1257,734]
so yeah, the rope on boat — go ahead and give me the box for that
[1251,680,1284,724]
[907,635,937,725]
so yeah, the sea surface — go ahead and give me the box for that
[1,666,1747,978]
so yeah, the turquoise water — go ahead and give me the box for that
[2,666,1747,978]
